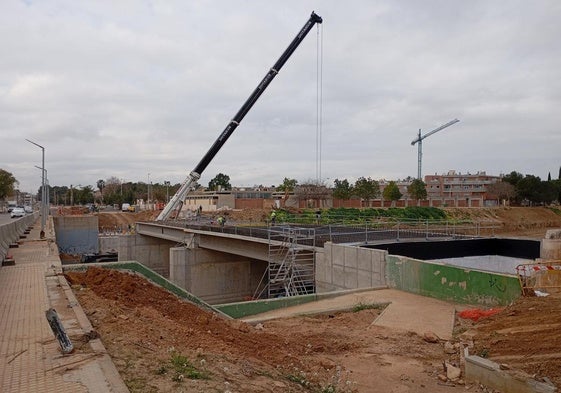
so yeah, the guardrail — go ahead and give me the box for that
[151,218,497,248]
[0,213,39,263]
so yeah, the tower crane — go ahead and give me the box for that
[411,119,460,180]
[156,11,323,221]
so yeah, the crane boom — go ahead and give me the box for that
[157,12,323,221]
[411,119,459,180]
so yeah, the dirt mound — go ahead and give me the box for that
[468,295,561,386]
[67,267,475,392]
[97,211,158,231]
[446,207,561,238]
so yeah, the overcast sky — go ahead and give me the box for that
[2,0,560,194]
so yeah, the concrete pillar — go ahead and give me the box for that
[118,233,174,278]
[168,245,266,304]
[541,229,561,260]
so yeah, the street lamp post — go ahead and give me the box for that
[164,181,171,203]
[34,166,49,217]
[26,139,46,239]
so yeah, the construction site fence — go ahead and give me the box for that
[161,218,498,247]
[516,260,561,296]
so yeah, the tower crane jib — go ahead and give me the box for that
[411,119,459,180]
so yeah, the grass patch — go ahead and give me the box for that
[352,302,388,313]
[287,373,311,388]
[157,352,210,383]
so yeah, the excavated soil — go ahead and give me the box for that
[66,267,495,393]
[468,295,561,386]
[76,207,561,391]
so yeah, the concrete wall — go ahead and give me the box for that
[316,242,387,293]
[541,229,561,260]
[0,213,38,261]
[53,216,99,254]
[437,255,530,275]
[118,233,175,278]
[99,236,120,253]
[170,245,266,304]
[387,255,521,305]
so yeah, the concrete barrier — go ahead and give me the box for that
[0,213,38,263]
[387,255,521,306]
[465,353,557,393]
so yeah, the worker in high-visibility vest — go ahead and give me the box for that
[270,211,277,225]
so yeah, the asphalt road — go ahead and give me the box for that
[0,212,29,226]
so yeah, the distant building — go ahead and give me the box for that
[181,170,503,212]
[424,170,501,207]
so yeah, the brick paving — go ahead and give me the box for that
[0,218,128,393]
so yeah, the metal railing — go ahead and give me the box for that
[153,218,500,248]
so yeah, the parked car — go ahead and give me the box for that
[10,207,25,218]
[24,206,33,213]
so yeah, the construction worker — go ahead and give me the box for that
[270,211,277,225]
[217,216,225,227]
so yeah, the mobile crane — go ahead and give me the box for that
[157,12,323,221]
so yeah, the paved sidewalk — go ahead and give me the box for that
[242,288,459,340]
[0,218,128,393]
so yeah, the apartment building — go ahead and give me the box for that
[424,170,501,206]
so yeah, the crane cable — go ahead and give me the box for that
[316,22,324,184]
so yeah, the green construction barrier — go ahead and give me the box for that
[215,294,319,319]
[387,255,521,306]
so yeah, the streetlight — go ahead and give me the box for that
[26,139,45,239]
[34,165,49,216]
[147,173,151,209]
[164,181,171,203]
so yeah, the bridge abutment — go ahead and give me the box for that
[169,244,266,304]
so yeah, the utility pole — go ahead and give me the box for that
[26,139,46,239]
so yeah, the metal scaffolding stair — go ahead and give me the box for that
[254,226,316,299]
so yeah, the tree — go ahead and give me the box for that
[353,177,380,207]
[294,180,331,208]
[97,179,105,202]
[548,172,552,182]
[208,173,231,191]
[276,177,298,203]
[74,185,95,205]
[516,175,542,204]
[407,179,427,201]
[383,181,402,206]
[332,178,353,200]
[486,181,516,205]
[503,171,524,187]
[0,169,18,200]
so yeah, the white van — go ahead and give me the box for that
[121,203,131,212]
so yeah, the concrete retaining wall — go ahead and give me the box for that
[53,216,99,254]
[316,242,387,293]
[387,255,521,305]
[169,246,265,304]
[118,234,175,278]
[541,229,561,260]
[99,236,120,253]
[0,213,38,262]
[437,255,530,275]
